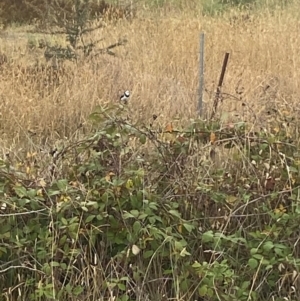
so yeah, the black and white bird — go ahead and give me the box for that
[120,90,130,104]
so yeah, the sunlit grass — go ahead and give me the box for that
[0,0,299,152]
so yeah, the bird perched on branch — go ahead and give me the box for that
[120,90,130,104]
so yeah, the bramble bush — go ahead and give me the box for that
[1,102,300,301]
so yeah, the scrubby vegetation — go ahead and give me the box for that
[1,0,300,300]
[2,103,300,301]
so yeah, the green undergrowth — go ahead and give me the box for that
[1,104,300,301]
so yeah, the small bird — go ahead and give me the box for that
[120,90,130,104]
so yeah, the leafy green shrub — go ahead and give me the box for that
[1,103,300,300]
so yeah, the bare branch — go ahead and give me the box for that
[0,208,47,217]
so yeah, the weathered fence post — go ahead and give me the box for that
[210,52,230,120]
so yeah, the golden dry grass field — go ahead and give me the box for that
[0,1,300,153]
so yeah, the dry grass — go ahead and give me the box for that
[1,2,300,153]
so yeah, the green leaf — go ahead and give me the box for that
[168,209,181,219]
[250,248,258,255]
[97,214,104,220]
[27,189,37,199]
[198,285,208,296]
[174,240,184,251]
[117,283,126,291]
[16,198,29,207]
[180,279,189,292]
[274,243,287,249]
[49,261,60,267]
[183,223,195,233]
[0,223,11,235]
[133,221,141,234]
[47,190,61,196]
[155,216,162,222]
[274,248,285,256]
[149,202,158,210]
[0,247,7,255]
[265,265,273,270]
[61,217,68,226]
[192,261,201,268]
[143,250,154,259]
[14,186,27,198]
[56,179,68,191]
[163,269,173,275]
[138,213,148,220]
[148,216,156,224]
[262,258,270,266]
[252,254,263,260]
[130,210,140,218]
[85,215,95,223]
[202,230,214,243]
[120,295,129,301]
[139,134,147,144]
[262,241,274,252]
[241,280,251,290]
[65,283,72,293]
[73,286,84,296]
[81,206,88,212]
[123,212,135,219]
[207,288,214,297]
[248,258,258,269]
